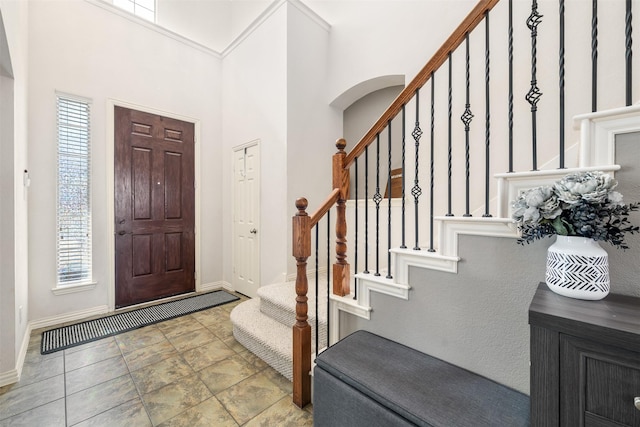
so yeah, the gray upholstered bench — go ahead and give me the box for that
[313,330,530,426]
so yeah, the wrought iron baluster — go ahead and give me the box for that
[429,73,435,252]
[559,0,565,168]
[447,53,454,217]
[386,122,393,279]
[412,90,423,250]
[526,0,543,171]
[484,12,492,218]
[401,105,407,249]
[592,0,598,112]
[374,134,382,276]
[314,223,319,358]
[326,210,330,347]
[626,0,633,106]
[354,156,358,299]
[461,33,474,218]
[508,0,514,173]
[363,146,369,274]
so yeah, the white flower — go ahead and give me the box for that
[608,191,624,207]
[555,171,617,204]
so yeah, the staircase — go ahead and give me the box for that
[230,0,640,409]
[230,279,328,381]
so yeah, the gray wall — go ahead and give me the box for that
[341,132,640,395]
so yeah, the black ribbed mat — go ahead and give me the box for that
[41,290,239,354]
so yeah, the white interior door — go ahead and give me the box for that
[233,143,260,298]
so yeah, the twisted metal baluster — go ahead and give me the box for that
[626,0,633,106]
[354,156,358,299]
[429,73,436,252]
[447,54,454,217]
[461,33,474,217]
[401,105,407,249]
[326,210,330,347]
[411,90,423,250]
[363,147,369,274]
[386,122,393,279]
[559,0,565,168]
[314,223,319,358]
[374,134,382,276]
[508,0,514,172]
[526,0,543,171]
[484,12,492,217]
[592,0,598,112]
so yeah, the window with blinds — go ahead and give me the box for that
[57,95,92,285]
[113,0,155,22]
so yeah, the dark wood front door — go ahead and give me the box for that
[114,106,195,308]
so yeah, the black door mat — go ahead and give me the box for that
[41,290,240,354]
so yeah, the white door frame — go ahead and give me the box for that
[106,99,201,311]
[232,140,261,297]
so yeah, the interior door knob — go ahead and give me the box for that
[634,397,640,410]
[250,228,257,234]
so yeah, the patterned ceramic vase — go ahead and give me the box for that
[545,235,610,300]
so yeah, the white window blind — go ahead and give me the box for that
[57,96,92,285]
[113,0,155,22]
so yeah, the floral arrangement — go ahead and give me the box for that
[512,170,639,249]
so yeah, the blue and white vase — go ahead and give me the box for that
[545,235,610,300]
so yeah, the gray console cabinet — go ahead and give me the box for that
[529,283,640,426]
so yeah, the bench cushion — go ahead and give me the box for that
[314,330,529,426]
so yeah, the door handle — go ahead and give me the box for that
[250,229,257,234]
[118,230,127,236]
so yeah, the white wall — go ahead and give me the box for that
[0,0,29,383]
[221,3,288,287]
[286,2,340,277]
[27,0,222,320]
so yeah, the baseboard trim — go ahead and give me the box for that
[30,305,110,331]
[0,368,19,388]
[201,281,234,293]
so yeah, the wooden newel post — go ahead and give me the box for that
[292,197,311,408]
[333,138,350,297]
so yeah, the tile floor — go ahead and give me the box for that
[0,294,313,426]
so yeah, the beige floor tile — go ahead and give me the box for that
[116,326,166,354]
[123,340,177,372]
[216,372,288,425]
[142,374,212,426]
[14,356,64,389]
[222,336,247,353]
[65,355,129,395]
[181,339,236,371]
[261,367,293,395]
[156,397,238,427]
[130,355,194,395]
[190,307,229,326]
[66,374,139,426]
[197,354,258,395]
[65,338,123,371]
[73,397,152,427]
[63,336,117,355]
[0,375,65,421]
[167,327,216,353]
[243,396,314,427]
[238,350,269,370]
[206,321,234,340]
[156,316,203,339]
[0,398,65,427]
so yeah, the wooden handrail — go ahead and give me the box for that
[343,0,500,169]
[310,188,340,227]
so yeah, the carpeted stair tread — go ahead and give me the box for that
[231,298,295,380]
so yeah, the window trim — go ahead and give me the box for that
[112,0,156,23]
[54,93,95,292]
